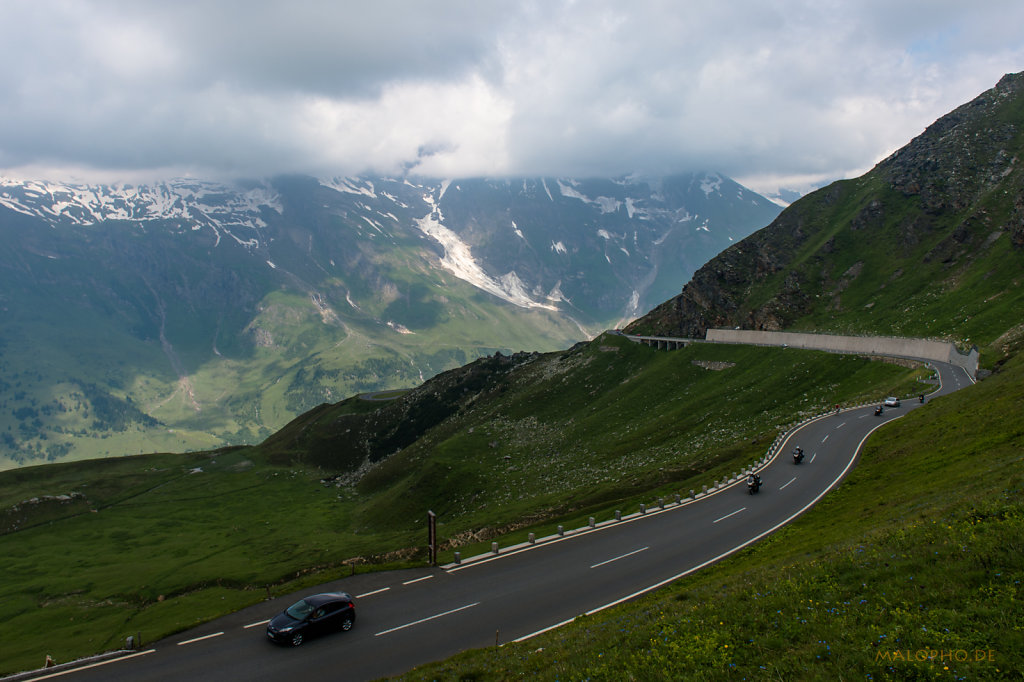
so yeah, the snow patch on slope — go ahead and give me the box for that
[556,180,621,214]
[322,177,377,198]
[625,197,637,219]
[415,194,558,310]
[437,179,453,201]
[700,173,722,196]
[556,180,587,202]
[594,196,621,214]
[0,177,281,244]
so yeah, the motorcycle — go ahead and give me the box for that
[792,447,804,464]
[747,475,761,494]
[874,405,884,416]
[919,394,925,403]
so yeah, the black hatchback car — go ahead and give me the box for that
[266,592,356,646]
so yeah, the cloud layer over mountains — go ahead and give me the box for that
[2,1,1023,195]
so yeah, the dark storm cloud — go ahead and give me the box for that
[128,0,509,98]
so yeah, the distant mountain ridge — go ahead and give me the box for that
[1,173,778,320]
[0,171,780,466]
[0,177,279,237]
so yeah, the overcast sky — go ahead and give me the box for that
[2,0,1023,196]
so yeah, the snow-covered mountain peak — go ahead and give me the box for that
[1,171,781,323]
[0,177,281,239]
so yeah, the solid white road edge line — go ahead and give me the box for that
[27,651,157,675]
[374,602,480,637]
[590,546,649,569]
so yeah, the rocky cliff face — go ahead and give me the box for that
[627,72,1024,344]
[883,73,1024,213]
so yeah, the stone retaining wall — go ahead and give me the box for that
[705,329,978,376]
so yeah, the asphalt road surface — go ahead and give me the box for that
[31,360,973,682]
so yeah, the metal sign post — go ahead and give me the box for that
[427,510,437,566]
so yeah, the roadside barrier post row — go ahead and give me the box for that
[441,399,917,567]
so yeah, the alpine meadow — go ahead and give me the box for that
[2,72,1024,680]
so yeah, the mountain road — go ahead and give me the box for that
[31,360,974,682]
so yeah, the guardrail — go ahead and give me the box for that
[441,333,954,568]
[442,392,929,570]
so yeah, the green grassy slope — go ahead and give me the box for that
[4,74,1023,681]
[0,338,926,675]
[344,337,928,537]
[392,74,1024,680]
[0,267,586,471]
[627,73,1024,365]
[407,346,1024,681]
